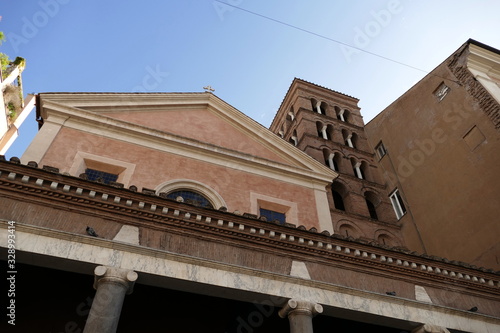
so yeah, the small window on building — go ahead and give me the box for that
[85,168,119,184]
[166,190,214,209]
[389,189,406,220]
[259,208,286,224]
[434,82,450,101]
[375,142,387,160]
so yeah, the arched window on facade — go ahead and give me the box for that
[156,179,226,210]
[166,190,214,209]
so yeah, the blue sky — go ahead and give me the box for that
[2,0,500,158]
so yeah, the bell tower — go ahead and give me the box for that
[270,78,403,247]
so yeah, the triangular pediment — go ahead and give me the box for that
[37,92,337,185]
[101,101,291,164]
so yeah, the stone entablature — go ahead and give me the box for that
[1,157,499,298]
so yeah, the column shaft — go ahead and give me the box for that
[83,266,137,333]
[288,312,315,333]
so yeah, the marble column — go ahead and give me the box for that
[279,299,323,333]
[83,266,138,333]
[411,324,451,333]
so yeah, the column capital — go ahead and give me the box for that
[93,266,138,295]
[411,324,451,333]
[278,299,323,319]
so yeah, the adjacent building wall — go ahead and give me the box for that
[365,40,500,270]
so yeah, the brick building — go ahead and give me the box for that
[1,39,499,332]
[270,78,402,248]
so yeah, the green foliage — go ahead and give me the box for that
[0,31,11,76]
[13,56,25,69]
[0,53,9,74]
[7,103,17,120]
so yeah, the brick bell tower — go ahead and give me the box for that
[270,78,403,247]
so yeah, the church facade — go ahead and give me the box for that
[0,39,499,332]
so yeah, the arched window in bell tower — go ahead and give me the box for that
[316,122,328,139]
[331,182,349,212]
[289,130,298,146]
[364,191,380,220]
[311,98,318,113]
[342,129,354,148]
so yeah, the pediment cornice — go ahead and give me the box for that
[37,93,338,187]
